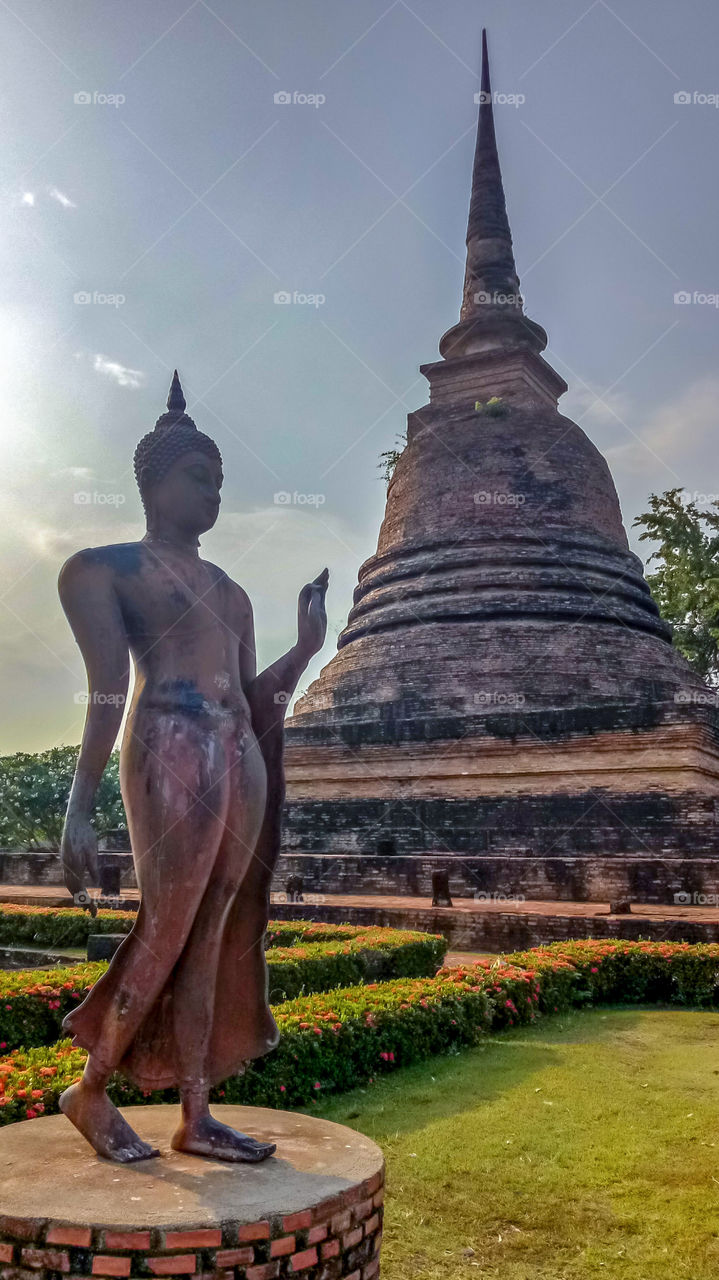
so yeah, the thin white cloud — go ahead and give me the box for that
[48,186,76,209]
[93,354,145,389]
[606,374,719,477]
[20,191,35,207]
[562,384,632,429]
[55,465,95,480]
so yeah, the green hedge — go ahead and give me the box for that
[0,905,411,952]
[504,938,719,1008]
[0,961,533,1122]
[5,940,719,1126]
[0,929,446,1051]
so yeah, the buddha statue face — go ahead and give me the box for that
[141,448,223,539]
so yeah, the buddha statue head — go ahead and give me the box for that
[133,371,223,539]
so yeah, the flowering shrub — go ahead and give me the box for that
[0,905,137,949]
[4,940,719,1127]
[0,929,446,1050]
[0,963,540,1122]
[266,929,446,1004]
[0,963,103,1052]
[505,939,719,1008]
[0,905,425,953]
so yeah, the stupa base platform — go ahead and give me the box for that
[0,1105,384,1280]
[275,850,719,906]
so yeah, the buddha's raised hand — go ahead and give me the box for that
[297,567,329,660]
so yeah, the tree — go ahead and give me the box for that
[0,747,125,851]
[633,488,719,686]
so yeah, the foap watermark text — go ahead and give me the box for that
[274,491,325,507]
[74,291,125,307]
[74,491,126,506]
[74,691,126,707]
[474,90,525,108]
[274,290,325,307]
[674,891,719,906]
[475,690,526,708]
[474,290,523,306]
[274,91,325,108]
[475,490,525,507]
[74,90,125,107]
[473,891,526,903]
[674,90,719,107]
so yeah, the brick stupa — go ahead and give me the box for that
[282,32,719,904]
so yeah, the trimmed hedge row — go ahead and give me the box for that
[0,960,538,1122]
[503,937,719,1009]
[0,905,401,952]
[0,928,446,1051]
[5,939,719,1125]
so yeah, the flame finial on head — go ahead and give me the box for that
[167,369,186,416]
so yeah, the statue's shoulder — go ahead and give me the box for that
[201,559,252,611]
[59,542,147,586]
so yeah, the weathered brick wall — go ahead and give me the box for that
[0,851,135,888]
[0,1168,384,1280]
[282,791,719,861]
[275,852,719,905]
[5,824,716,906]
[268,900,719,952]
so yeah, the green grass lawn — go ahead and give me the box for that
[314,1007,719,1279]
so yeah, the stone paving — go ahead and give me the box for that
[1,883,718,922]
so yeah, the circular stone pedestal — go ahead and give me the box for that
[0,1105,384,1280]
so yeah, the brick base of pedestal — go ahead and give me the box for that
[0,1105,384,1280]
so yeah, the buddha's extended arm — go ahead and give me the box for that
[239,570,329,900]
[58,553,130,908]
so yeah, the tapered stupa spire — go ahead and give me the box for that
[463,29,516,294]
[438,29,550,367]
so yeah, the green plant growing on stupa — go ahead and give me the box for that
[475,396,508,417]
[634,487,719,686]
[378,430,408,485]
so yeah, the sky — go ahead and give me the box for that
[1,0,718,753]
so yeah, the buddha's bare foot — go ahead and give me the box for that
[59,1082,160,1163]
[171,1115,276,1162]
